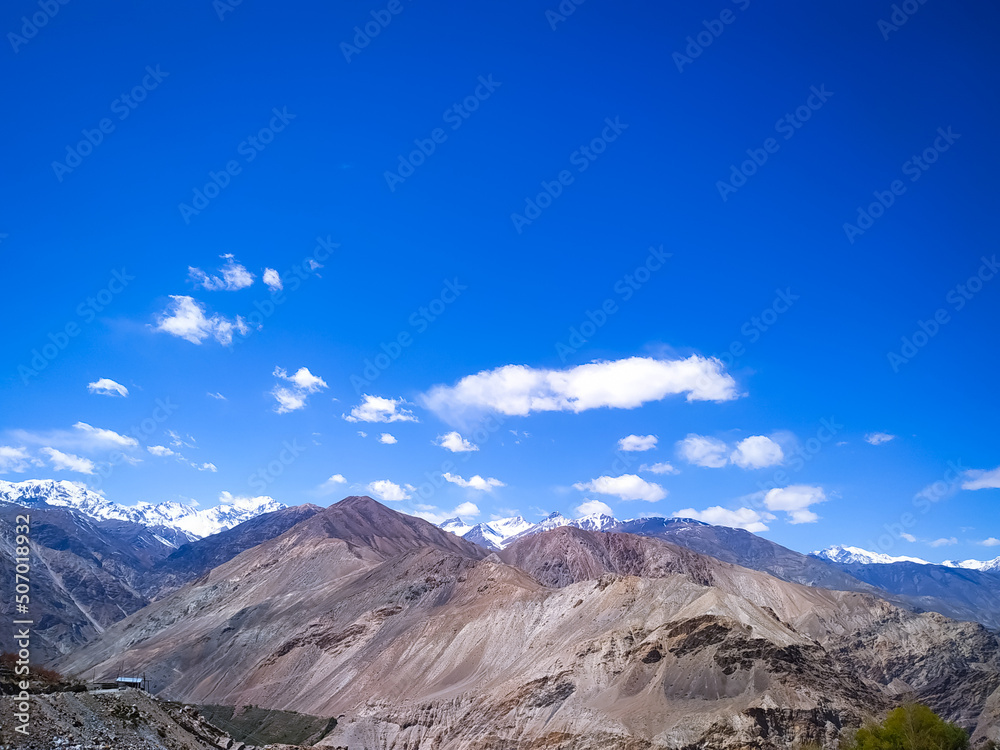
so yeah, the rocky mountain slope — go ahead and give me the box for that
[813,553,1000,630]
[0,687,315,750]
[447,512,1000,631]
[0,500,319,661]
[57,497,1000,749]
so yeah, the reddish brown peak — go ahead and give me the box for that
[306,495,486,560]
[333,495,381,509]
[299,503,324,512]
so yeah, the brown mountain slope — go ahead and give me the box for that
[57,498,1000,749]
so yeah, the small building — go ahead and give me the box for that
[116,676,146,691]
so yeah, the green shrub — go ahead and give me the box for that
[842,703,969,750]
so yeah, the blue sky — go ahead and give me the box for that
[1,0,998,561]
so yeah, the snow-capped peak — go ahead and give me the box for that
[942,557,1000,573]
[0,479,285,543]
[460,516,535,550]
[486,516,534,537]
[814,545,932,565]
[440,510,610,551]
[571,513,618,532]
[439,517,473,536]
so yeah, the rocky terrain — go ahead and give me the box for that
[0,688,274,750]
[814,552,1000,630]
[448,511,1000,632]
[0,500,321,661]
[55,496,1000,750]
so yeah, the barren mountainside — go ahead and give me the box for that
[56,497,1000,750]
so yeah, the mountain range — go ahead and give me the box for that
[814,544,1000,572]
[55,496,1000,748]
[0,481,310,661]
[0,479,285,543]
[439,512,1000,629]
[6,480,1000,746]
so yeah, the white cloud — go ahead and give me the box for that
[979,537,1000,547]
[166,430,196,449]
[357,431,368,438]
[0,446,38,474]
[344,395,418,423]
[962,466,1000,491]
[42,447,96,474]
[317,474,348,496]
[929,537,958,547]
[618,434,658,452]
[442,472,506,492]
[271,366,328,414]
[452,501,481,517]
[676,434,729,468]
[865,432,896,445]
[147,445,177,457]
[639,462,679,475]
[411,501,482,525]
[576,499,615,517]
[378,433,398,445]
[421,355,739,424]
[207,392,226,400]
[434,431,478,453]
[673,506,772,532]
[367,479,411,502]
[901,532,917,543]
[154,295,249,346]
[730,436,784,469]
[73,422,138,449]
[198,462,217,472]
[573,474,666,502]
[188,254,255,291]
[87,378,129,398]
[763,485,827,524]
[262,268,283,292]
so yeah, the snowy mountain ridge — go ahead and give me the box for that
[814,543,1000,571]
[441,510,620,550]
[0,479,285,543]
